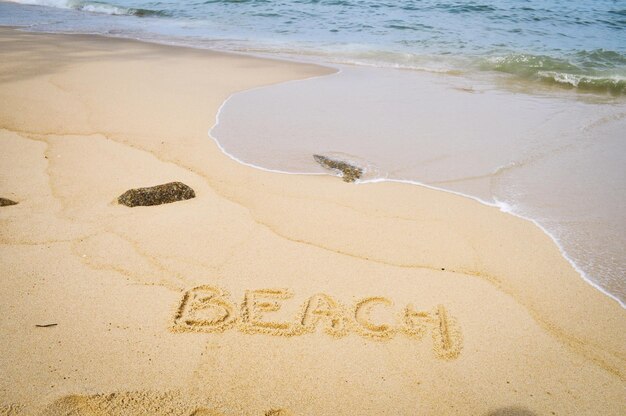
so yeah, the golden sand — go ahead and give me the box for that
[0,28,624,415]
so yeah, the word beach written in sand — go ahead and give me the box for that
[173,286,462,360]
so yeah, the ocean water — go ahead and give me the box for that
[1,0,625,305]
[0,0,625,94]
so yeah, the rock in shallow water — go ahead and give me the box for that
[0,198,18,207]
[117,182,195,207]
[313,154,363,183]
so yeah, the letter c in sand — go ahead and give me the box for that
[353,296,396,340]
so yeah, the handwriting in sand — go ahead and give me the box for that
[173,286,462,360]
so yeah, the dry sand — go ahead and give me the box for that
[0,27,624,415]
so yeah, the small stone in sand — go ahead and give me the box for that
[313,154,363,183]
[117,182,195,207]
[0,198,18,207]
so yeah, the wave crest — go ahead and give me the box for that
[481,51,626,95]
[7,0,166,17]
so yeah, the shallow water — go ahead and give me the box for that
[211,66,626,304]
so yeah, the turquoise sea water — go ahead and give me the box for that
[1,0,625,94]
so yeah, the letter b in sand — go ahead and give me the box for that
[173,286,237,332]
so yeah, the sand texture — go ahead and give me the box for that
[0,28,625,415]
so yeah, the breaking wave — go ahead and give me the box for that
[7,0,166,17]
[481,51,626,95]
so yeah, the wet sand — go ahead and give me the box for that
[211,66,626,303]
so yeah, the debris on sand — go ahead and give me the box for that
[117,182,195,207]
[0,198,18,207]
[313,155,363,183]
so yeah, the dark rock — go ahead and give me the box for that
[117,182,195,207]
[0,198,18,207]
[313,155,363,183]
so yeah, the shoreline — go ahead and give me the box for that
[212,111,626,309]
[1,27,625,415]
[208,65,625,308]
[2,14,625,101]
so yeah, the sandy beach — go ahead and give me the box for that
[0,27,625,415]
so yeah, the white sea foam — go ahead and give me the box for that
[8,0,134,16]
[538,70,626,89]
[7,0,72,8]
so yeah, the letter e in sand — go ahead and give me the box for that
[240,288,295,336]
